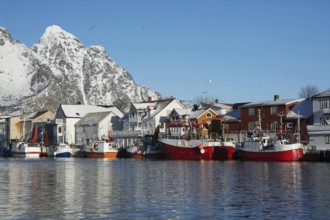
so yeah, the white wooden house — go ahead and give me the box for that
[142,98,185,135]
[307,89,330,150]
[74,111,123,146]
[109,98,185,148]
[126,101,156,133]
[54,104,123,145]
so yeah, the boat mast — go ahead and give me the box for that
[278,111,285,133]
[297,111,301,142]
[22,118,26,141]
[257,109,262,131]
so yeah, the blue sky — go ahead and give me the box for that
[1,0,329,103]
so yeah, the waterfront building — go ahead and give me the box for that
[54,104,122,145]
[111,98,185,148]
[222,96,312,143]
[307,89,330,151]
[74,111,123,147]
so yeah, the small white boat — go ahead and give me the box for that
[47,143,73,157]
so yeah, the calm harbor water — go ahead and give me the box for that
[0,158,329,219]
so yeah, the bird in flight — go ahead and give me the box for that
[89,25,96,30]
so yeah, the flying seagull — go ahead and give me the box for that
[89,25,96,30]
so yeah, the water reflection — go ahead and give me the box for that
[0,158,330,219]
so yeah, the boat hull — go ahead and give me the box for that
[55,152,72,158]
[85,151,117,159]
[159,138,234,160]
[12,151,41,158]
[47,144,73,158]
[237,148,303,161]
[131,151,166,160]
[12,142,41,158]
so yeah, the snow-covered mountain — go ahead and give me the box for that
[0,25,160,114]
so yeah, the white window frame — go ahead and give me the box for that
[271,106,277,115]
[320,100,330,109]
[248,108,255,116]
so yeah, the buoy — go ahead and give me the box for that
[200,149,205,154]
[198,144,204,150]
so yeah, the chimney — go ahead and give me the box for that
[274,95,279,101]
[148,96,152,102]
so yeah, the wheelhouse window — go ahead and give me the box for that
[248,108,255,116]
[271,106,277,115]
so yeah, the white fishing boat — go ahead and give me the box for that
[11,142,41,158]
[47,143,73,157]
[11,123,43,158]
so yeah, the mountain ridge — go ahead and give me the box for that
[0,25,161,114]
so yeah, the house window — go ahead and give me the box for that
[206,112,212,118]
[248,108,255,116]
[326,136,330,144]
[270,121,278,131]
[248,122,255,131]
[320,100,330,109]
[271,106,277,115]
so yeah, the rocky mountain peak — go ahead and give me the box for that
[0,25,161,114]
[39,25,81,46]
[0,27,20,46]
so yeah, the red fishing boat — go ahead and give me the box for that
[236,110,303,161]
[158,138,235,160]
[158,122,235,160]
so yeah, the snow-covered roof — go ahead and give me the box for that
[313,88,330,98]
[189,108,218,119]
[132,102,156,110]
[173,108,191,116]
[223,109,240,121]
[200,102,232,110]
[75,111,114,126]
[60,105,123,118]
[286,98,312,119]
[0,115,12,119]
[148,99,174,118]
[19,110,49,121]
[189,109,205,119]
[242,99,299,108]
[210,103,232,109]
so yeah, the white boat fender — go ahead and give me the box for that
[200,148,205,154]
